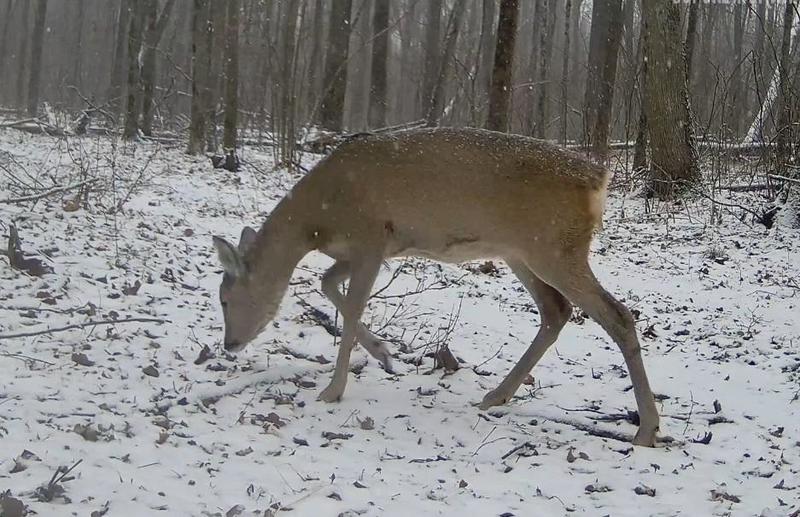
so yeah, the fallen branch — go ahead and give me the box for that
[0,316,169,341]
[0,179,98,204]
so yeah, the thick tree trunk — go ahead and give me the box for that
[276,0,299,161]
[189,0,211,155]
[368,0,390,128]
[319,0,353,131]
[26,0,47,117]
[486,0,519,132]
[421,0,443,119]
[642,0,698,197]
[222,0,240,150]
[426,0,467,127]
[123,2,145,139]
[207,0,227,150]
[729,4,745,136]
[109,1,130,118]
[71,0,85,104]
[584,0,623,158]
[141,0,177,136]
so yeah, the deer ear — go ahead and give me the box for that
[238,226,257,254]
[213,236,246,277]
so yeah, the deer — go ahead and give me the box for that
[212,127,660,447]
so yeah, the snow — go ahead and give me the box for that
[1,128,799,516]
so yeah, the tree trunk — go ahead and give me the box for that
[189,0,211,155]
[15,1,30,110]
[368,0,390,128]
[776,0,795,170]
[729,3,745,136]
[109,0,130,118]
[426,0,467,127]
[533,0,555,138]
[319,0,353,131]
[560,0,572,144]
[421,0,443,119]
[207,0,227,150]
[584,0,622,158]
[478,0,497,125]
[123,1,145,139]
[222,0,240,150]
[26,0,47,117]
[642,0,698,198]
[486,0,518,132]
[276,0,299,162]
[0,0,17,106]
[306,0,325,114]
[141,0,177,136]
[71,0,85,105]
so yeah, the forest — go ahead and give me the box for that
[1,1,800,516]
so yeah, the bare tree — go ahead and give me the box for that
[421,0,443,119]
[320,0,353,131]
[559,0,572,144]
[684,0,699,84]
[222,0,240,151]
[584,0,623,158]
[486,0,519,132]
[26,0,48,117]
[368,0,391,128]
[0,0,15,104]
[141,0,177,136]
[775,0,795,169]
[642,0,698,197]
[189,0,211,155]
[477,0,497,124]
[109,1,130,118]
[426,0,467,126]
[532,0,555,138]
[123,1,145,139]
[15,0,30,110]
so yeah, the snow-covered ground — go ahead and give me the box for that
[1,129,799,516]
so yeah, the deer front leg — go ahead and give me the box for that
[318,255,383,402]
[321,261,393,372]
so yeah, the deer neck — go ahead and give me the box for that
[246,198,311,288]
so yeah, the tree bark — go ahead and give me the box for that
[276,0,299,161]
[486,0,519,132]
[426,0,467,127]
[642,0,698,197]
[319,0,353,131]
[222,0,240,150]
[368,0,390,128]
[189,0,211,155]
[123,1,145,139]
[109,0,130,118]
[306,0,325,113]
[729,3,745,136]
[26,0,48,117]
[684,0,699,86]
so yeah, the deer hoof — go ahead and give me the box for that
[632,427,658,447]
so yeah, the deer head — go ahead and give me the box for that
[212,226,277,352]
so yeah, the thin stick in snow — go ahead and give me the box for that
[0,316,169,341]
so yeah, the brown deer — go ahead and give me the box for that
[213,127,660,446]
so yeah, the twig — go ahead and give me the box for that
[0,316,169,341]
[0,179,98,204]
[0,351,55,365]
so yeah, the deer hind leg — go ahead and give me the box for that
[318,255,383,403]
[321,261,393,372]
[543,261,660,447]
[480,259,571,410]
